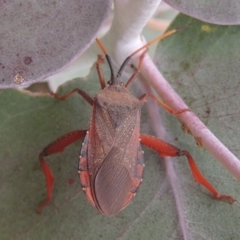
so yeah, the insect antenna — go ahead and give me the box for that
[95,26,185,85]
[96,38,115,84]
[116,27,186,80]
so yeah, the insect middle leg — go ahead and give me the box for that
[140,134,235,203]
[139,93,189,115]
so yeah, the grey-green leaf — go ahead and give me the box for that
[0,52,239,239]
[0,0,111,89]
[164,0,240,25]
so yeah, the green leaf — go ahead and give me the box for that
[154,13,240,238]
[156,14,240,162]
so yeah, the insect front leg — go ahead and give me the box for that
[140,134,235,203]
[37,130,87,213]
[96,54,107,89]
[124,49,148,89]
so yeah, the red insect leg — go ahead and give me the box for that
[140,134,235,203]
[37,130,87,213]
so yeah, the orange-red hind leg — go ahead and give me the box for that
[37,130,87,213]
[140,134,235,203]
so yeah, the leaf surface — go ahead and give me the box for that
[0,53,239,239]
[164,0,240,24]
[0,0,110,88]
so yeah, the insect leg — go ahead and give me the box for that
[124,50,148,89]
[50,88,94,106]
[140,134,235,203]
[37,130,87,213]
[139,93,189,115]
[116,29,181,81]
[50,54,107,103]
[96,55,107,89]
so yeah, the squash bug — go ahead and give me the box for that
[37,29,235,216]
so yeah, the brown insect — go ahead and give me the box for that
[37,30,235,216]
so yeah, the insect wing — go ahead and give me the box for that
[94,147,132,216]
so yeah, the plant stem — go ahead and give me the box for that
[139,54,240,181]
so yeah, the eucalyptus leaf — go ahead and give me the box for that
[0,53,239,239]
[0,0,110,89]
[164,0,240,24]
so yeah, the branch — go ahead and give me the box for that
[139,54,240,181]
